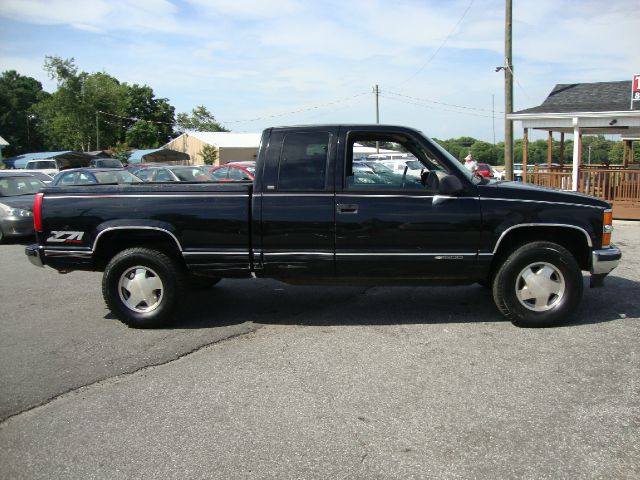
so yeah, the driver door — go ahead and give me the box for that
[334,129,482,279]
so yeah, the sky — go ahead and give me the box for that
[1,0,638,142]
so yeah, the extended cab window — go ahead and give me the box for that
[277,132,329,191]
[345,133,449,193]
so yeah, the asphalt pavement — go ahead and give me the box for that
[0,222,638,479]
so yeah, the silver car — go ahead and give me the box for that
[0,173,44,242]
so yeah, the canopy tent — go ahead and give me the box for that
[2,151,94,169]
[127,148,190,164]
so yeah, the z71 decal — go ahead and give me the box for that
[47,231,85,244]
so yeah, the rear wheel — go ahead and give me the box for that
[492,241,583,327]
[102,247,186,328]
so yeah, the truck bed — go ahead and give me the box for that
[38,182,252,277]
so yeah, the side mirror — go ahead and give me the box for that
[438,175,463,195]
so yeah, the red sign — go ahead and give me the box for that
[634,74,640,101]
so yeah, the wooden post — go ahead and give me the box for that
[559,132,565,166]
[547,131,553,167]
[571,119,580,191]
[522,128,528,183]
[623,140,628,167]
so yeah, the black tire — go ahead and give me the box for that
[102,248,186,328]
[188,275,222,290]
[0,227,4,243]
[492,241,583,327]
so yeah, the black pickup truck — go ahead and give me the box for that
[26,125,621,328]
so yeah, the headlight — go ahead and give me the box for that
[0,204,33,217]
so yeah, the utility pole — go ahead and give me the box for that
[96,111,100,151]
[492,94,496,145]
[504,0,514,181]
[374,84,380,153]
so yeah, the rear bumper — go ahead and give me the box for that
[591,245,621,275]
[25,244,44,268]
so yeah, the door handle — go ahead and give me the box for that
[337,203,359,214]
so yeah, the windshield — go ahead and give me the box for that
[95,159,124,168]
[93,171,143,184]
[426,135,482,184]
[171,167,212,182]
[0,176,45,196]
[26,160,57,170]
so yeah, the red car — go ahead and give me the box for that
[209,161,256,182]
[476,163,494,178]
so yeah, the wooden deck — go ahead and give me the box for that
[526,166,640,220]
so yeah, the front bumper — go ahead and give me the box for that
[591,245,621,275]
[1,216,34,237]
[25,244,44,268]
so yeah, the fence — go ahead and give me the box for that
[526,165,640,219]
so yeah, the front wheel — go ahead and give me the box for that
[102,248,186,328]
[492,241,583,327]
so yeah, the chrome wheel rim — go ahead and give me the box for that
[515,262,566,312]
[118,266,164,313]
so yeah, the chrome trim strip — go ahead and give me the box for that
[493,223,593,253]
[47,194,249,199]
[255,193,334,197]
[264,252,333,256]
[44,249,92,257]
[337,252,477,257]
[93,227,183,252]
[182,251,247,256]
[481,197,603,209]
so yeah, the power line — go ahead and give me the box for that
[384,90,503,114]
[379,93,495,119]
[393,0,476,88]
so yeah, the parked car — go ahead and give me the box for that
[135,166,213,182]
[1,170,53,185]
[26,124,621,330]
[89,158,124,168]
[125,163,168,175]
[24,159,61,177]
[476,163,494,178]
[209,162,256,182]
[491,167,506,180]
[0,172,44,242]
[51,168,143,186]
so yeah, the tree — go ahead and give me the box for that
[123,84,175,146]
[199,144,218,165]
[0,70,48,156]
[111,142,132,164]
[176,105,228,132]
[34,56,128,151]
[125,120,160,149]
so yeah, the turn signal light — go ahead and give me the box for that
[33,192,43,233]
[602,209,613,248]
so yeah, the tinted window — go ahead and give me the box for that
[210,167,228,180]
[228,167,251,181]
[155,169,175,182]
[277,132,329,191]
[58,172,78,185]
[135,169,152,181]
[0,177,44,196]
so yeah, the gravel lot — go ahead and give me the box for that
[1,221,638,479]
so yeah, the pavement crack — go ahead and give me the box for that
[0,323,261,425]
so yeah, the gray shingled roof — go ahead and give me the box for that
[514,80,639,114]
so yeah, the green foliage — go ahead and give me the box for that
[177,105,228,132]
[111,142,132,163]
[199,144,218,165]
[3,56,177,154]
[126,120,160,149]
[0,70,48,156]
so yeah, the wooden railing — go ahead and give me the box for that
[526,167,640,219]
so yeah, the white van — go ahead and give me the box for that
[24,159,60,177]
